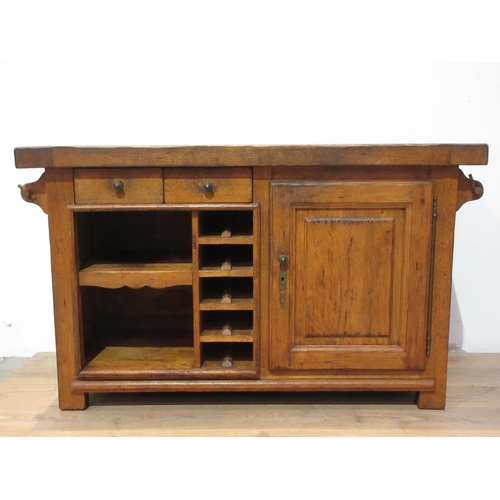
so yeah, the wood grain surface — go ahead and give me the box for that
[164,167,252,203]
[14,144,488,168]
[79,262,193,289]
[74,168,163,204]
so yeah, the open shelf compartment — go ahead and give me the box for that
[76,210,193,265]
[199,277,254,310]
[198,210,253,242]
[76,206,257,378]
[200,310,253,342]
[199,245,253,277]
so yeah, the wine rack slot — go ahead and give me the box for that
[198,210,253,243]
[195,209,256,370]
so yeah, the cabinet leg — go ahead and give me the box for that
[417,389,446,410]
[58,391,89,411]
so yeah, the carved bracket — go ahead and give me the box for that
[456,169,484,211]
[18,171,48,214]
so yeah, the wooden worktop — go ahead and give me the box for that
[14,144,488,168]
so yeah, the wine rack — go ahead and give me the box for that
[193,209,256,370]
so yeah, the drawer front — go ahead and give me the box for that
[164,168,252,203]
[74,168,163,204]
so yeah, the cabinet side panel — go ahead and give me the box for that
[418,167,459,409]
[46,168,88,409]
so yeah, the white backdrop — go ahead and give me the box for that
[1,4,499,357]
[2,3,500,491]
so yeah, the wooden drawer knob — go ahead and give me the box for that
[112,180,125,192]
[201,181,214,193]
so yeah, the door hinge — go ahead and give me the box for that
[426,196,438,356]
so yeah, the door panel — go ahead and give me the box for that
[295,209,399,345]
[269,181,432,372]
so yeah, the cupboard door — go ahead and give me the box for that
[269,181,433,372]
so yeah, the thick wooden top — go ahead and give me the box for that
[14,144,488,168]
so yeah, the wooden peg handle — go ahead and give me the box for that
[222,348,233,368]
[221,258,232,271]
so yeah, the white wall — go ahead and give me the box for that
[1,6,499,357]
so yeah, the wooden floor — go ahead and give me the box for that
[1,352,499,436]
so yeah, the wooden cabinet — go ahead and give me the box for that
[15,145,488,410]
[269,181,432,372]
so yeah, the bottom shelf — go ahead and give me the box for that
[80,346,255,379]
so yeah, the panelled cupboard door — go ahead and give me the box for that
[269,181,433,372]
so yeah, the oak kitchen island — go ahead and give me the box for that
[15,144,488,409]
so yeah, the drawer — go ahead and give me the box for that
[74,168,163,204]
[164,168,252,203]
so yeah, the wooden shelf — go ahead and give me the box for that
[79,346,256,378]
[198,235,254,245]
[200,298,254,311]
[79,262,193,289]
[202,360,254,370]
[199,266,253,277]
[200,330,253,342]
[83,346,194,372]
